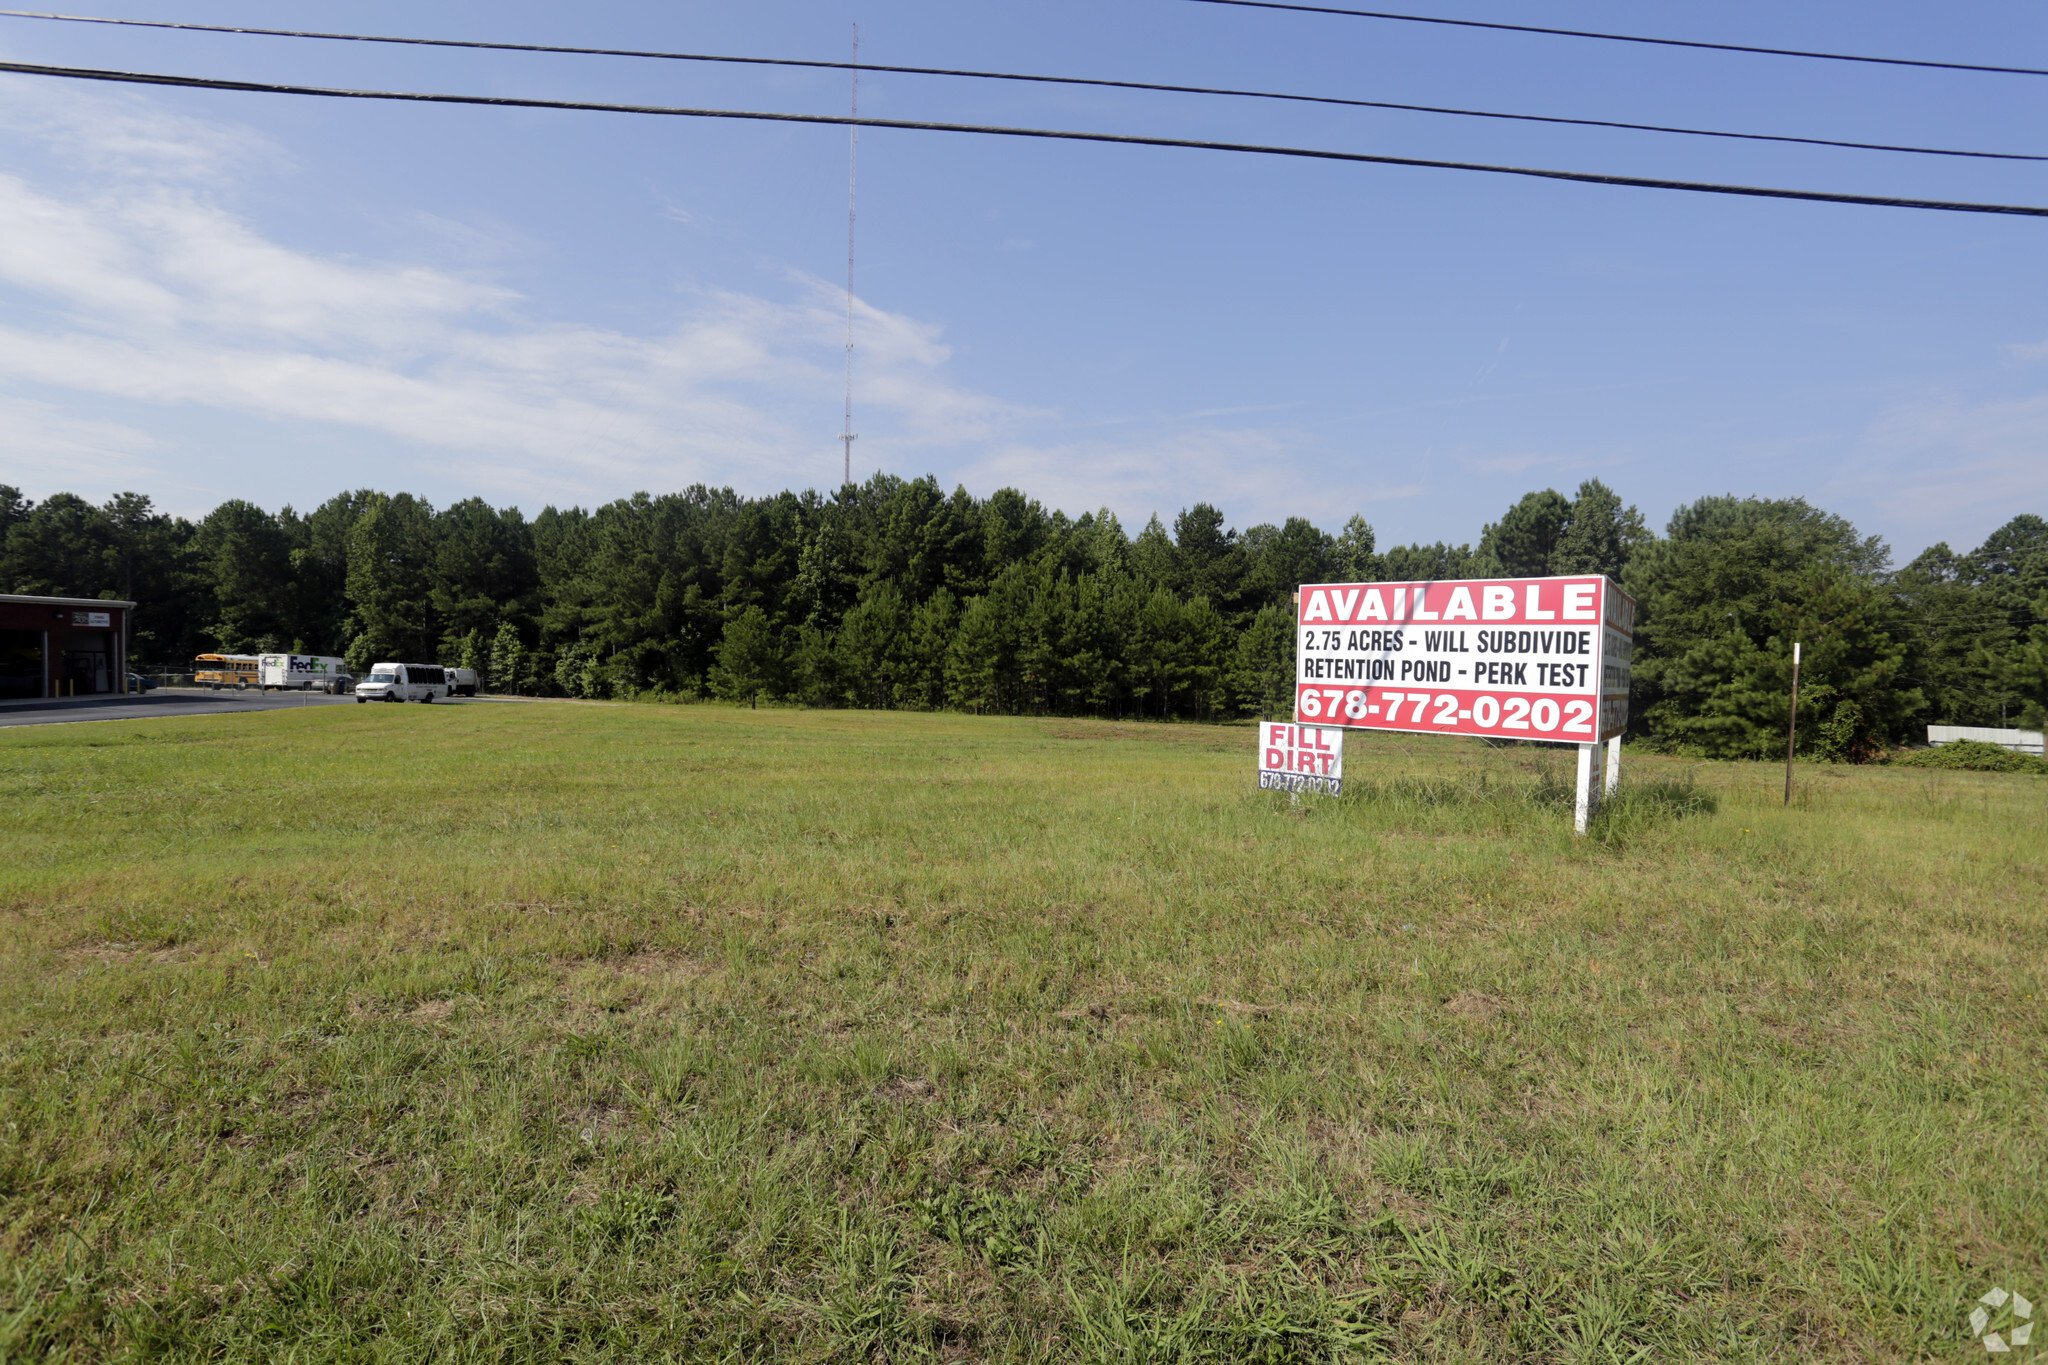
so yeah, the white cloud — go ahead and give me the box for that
[1850,387,2048,540]
[956,426,1422,530]
[0,392,164,490]
[0,74,279,183]
[0,74,1321,524]
[0,76,1039,505]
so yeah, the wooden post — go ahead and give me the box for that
[1784,641,1801,806]
[1604,732,1621,797]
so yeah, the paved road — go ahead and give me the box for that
[0,689,516,729]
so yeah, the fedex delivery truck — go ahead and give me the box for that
[258,654,351,693]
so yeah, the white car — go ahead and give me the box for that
[353,662,449,704]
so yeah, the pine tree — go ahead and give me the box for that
[1551,479,1648,579]
[193,500,295,651]
[1333,515,1380,583]
[1173,504,1247,615]
[1627,496,1917,757]
[712,607,777,707]
[344,494,437,662]
[1477,490,1572,578]
[946,594,1007,713]
[904,587,960,710]
[835,582,912,709]
[1231,605,1296,719]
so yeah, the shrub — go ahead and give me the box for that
[1891,740,2047,774]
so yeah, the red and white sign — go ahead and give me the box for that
[1295,575,1634,743]
[1258,723,1344,795]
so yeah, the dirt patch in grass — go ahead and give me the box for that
[60,941,141,967]
[1442,990,1506,1021]
[569,1103,637,1143]
[604,949,714,981]
[876,1076,937,1103]
[59,941,194,968]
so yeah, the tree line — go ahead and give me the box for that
[3,478,2042,758]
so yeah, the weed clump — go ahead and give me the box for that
[1890,739,2047,774]
[1333,768,1716,839]
[915,1185,1046,1268]
[1593,776,1717,841]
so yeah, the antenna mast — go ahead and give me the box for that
[840,23,859,487]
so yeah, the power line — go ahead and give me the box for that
[1184,0,2048,80]
[4,57,2048,218]
[1,9,2041,164]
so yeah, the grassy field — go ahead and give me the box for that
[0,701,2042,1363]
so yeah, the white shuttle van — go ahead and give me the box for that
[353,662,449,704]
[258,653,351,693]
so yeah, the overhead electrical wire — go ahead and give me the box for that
[5,57,2046,218]
[0,9,2041,163]
[1184,0,2048,80]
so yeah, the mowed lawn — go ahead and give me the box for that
[1,702,2042,1363]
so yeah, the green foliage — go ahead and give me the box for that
[1231,604,1295,719]
[711,606,777,705]
[915,1185,1047,1268]
[431,497,537,656]
[6,474,2041,740]
[553,643,599,699]
[1892,739,2047,773]
[1550,477,1651,579]
[1378,539,1481,582]
[1332,513,1378,581]
[192,499,295,650]
[1478,487,1572,577]
[343,493,437,664]
[1810,695,1868,763]
[488,621,523,695]
[1627,496,1920,758]
[1893,519,2046,728]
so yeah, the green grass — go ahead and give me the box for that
[1,702,2043,1362]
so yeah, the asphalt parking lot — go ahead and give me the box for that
[0,689,517,729]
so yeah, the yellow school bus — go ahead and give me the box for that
[193,653,260,689]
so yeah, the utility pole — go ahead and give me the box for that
[841,23,859,488]
[1784,640,1801,805]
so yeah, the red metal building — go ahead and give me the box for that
[0,595,138,699]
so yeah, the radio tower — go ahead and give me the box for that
[840,24,859,488]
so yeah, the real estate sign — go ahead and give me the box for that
[1294,575,1634,743]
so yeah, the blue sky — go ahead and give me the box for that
[3,0,2046,560]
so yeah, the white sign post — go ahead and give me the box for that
[1292,574,1636,834]
[1257,722,1345,796]
[1575,737,1606,835]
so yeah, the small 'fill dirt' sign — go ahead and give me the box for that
[1258,723,1344,796]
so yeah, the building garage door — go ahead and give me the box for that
[0,629,41,699]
